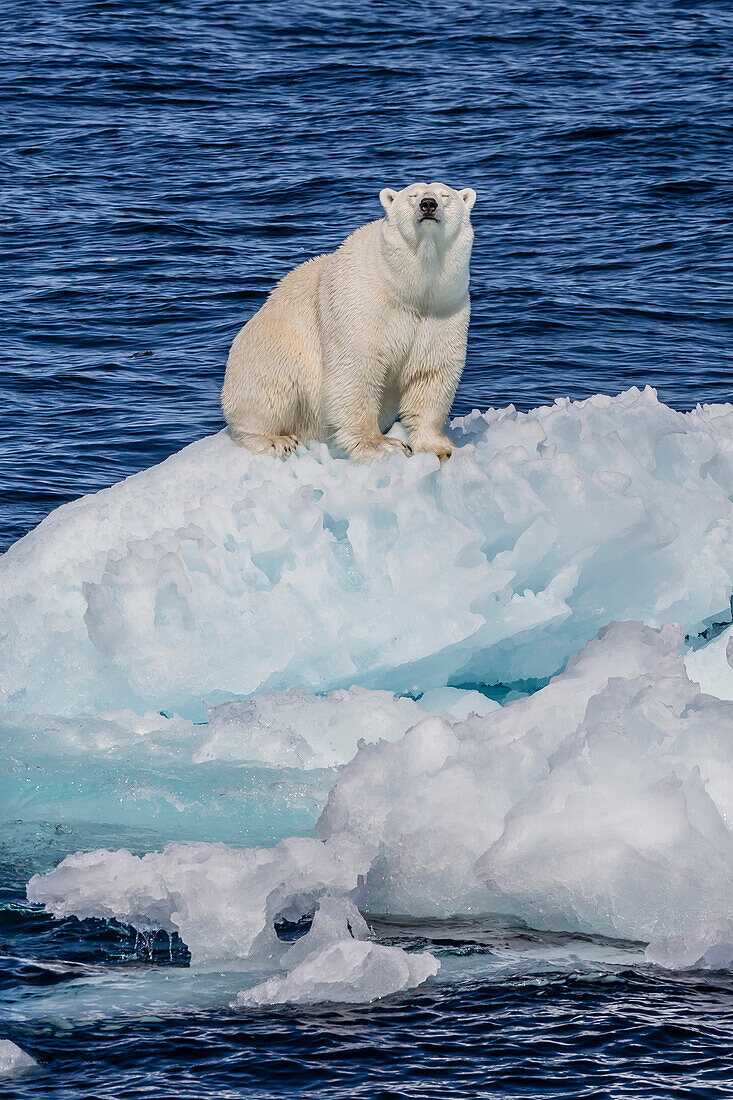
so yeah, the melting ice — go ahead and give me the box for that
[27,619,733,989]
[3,389,733,1011]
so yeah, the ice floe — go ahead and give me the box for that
[9,389,733,1002]
[4,388,733,721]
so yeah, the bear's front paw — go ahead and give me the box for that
[265,434,299,456]
[348,435,412,462]
[409,435,454,462]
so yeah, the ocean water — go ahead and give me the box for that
[2,1,733,1097]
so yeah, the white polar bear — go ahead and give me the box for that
[221,181,476,461]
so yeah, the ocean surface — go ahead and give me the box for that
[2,1,733,1097]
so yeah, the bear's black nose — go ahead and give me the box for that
[419,196,438,217]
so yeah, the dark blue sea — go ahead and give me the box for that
[2,1,733,1096]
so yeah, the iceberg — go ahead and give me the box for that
[4,388,733,722]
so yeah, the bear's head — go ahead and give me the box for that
[379,181,476,252]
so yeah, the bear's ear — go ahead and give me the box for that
[379,188,398,213]
[459,188,477,212]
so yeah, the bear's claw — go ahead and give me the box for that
[349,436,412,462]
[410,436,454,462]
[269,435,299,456]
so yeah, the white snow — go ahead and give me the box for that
[4,388,733,721]
[0,1040,36,1076]
[195,687,427,769]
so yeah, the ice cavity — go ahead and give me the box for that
[233,897,438,1007]
[0,1040,37,1077]
[28,835,367,962]
[29,621,733,974]
[416,686,499,720]
[5,387,733,719]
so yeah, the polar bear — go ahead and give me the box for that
[221,181,476,461]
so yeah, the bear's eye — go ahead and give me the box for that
[409,193,418,201]
[441,193,451,201]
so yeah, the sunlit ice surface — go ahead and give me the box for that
[2,393,732,1049]
[4,416,733,1100]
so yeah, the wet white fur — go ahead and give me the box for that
[221,181,476,461]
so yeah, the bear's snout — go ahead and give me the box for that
[418,195,440,221]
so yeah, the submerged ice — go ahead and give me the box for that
[0,685,484,856]
[0,1040,36,1077]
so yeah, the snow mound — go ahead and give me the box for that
[195,687,427,769]
[234,898,438,1007]
[5,388,733,719]
[0,1040,37,1076]
[29,621,733,970]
